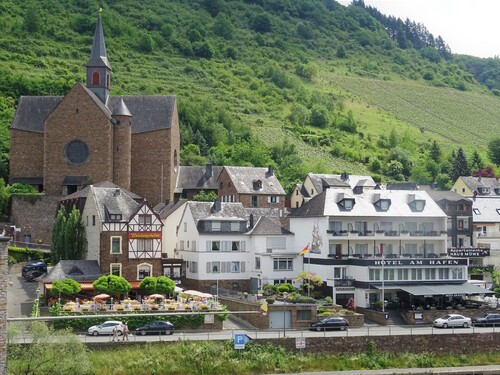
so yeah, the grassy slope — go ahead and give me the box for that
[1,0,499,179]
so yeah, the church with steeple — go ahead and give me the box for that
[9,13,180,206]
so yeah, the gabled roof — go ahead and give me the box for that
[306,173,376,195]
[289,189,446,218]
[459,176,500,197]
[154,200,186,220]
[91,185,141,222]
[175,165,223,193]
[41,260,102,283]
[187,201,247,222]
[222,166,285,195]
[425,189,472,203]
[61,181,142,201]
[471,197,500,223]
[248,216,293,235]
[11,88,176,134]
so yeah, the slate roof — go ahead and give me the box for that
[154,200,186,220]
[188,201,247,222]
[61,181,142,202]
[306,173,376,195]
[41,260,102,283]
[175,165,223,193]
[289,188,446,218]
[91,185,141,222]
[471,197,500,223]
[11,90,176,135]
[425,190,472,203]
[223,166,285,195]
[248,216,293,235]
[459,176,500,197]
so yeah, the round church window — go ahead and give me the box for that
[65,140,89,165]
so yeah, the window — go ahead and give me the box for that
[253,180,262,190]
[211,261,220,273]
[338,198,354,210]
[110,214,122,221]
[138,264,152,279]
[255,257,261,270]
[269,196,279,204]
[369,269,380,281]
[425,268,436,280]
[231,222,240,231]
[92,71,100,85]
[273,258,293,271]
[212,222,221,231]
[328,220,342,232]
[92,215,96,226]
[251,195,258,207]
[354,243,368,255]
[458,219,464,229]
[110,237,121,254]
[297,310,312,321]
[374,199,391,211]
[231,262,240,273]
[184,222,187,232]
[210,241,220,251]
[266,237,286,252]
[137,239,153,252]
[138,214,152,225]
[231,241,240,251]
[110,263,121,276]
[187,261,198,273]
[379,222,393,232]
[409,199,425,212]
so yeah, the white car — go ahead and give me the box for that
[433,314,471,328]
[87,320,124,336]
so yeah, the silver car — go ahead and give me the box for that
[433,314,471,328]
[87,320,124,336]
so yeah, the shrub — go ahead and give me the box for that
[262,284,278,296]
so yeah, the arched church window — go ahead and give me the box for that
[92,72,100,85]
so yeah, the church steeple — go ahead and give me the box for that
[86,11,112,105]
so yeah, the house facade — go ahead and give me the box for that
[290,173,376,208]
[288,188,487,309]
[61,183,164,284]
[218,166,286,211]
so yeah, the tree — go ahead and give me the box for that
[429,140,441,163]
[309,105,330,128]
[451,147,471,181]
[7,321,91,375]
[473,165,496,178]
[488,137,500,166]
[93,274,131,297]
[336,45,347,58]
[212,13,233,39]
[193,190,218,202]
[140,276,176,295]
[51,205,85,263]
[138,32,154,53]
[251,13,272,33]
[295,271,323,294]
[470,150,484,171]
[50,278,81,297]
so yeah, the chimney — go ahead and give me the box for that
[205,164,213,178]
[249,214,254,229]
[341,172,349,181]
[212,200,222,212]
[267,165,274,176]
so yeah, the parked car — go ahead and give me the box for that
[433,314,471,328]
[472,313,500,327]
[309,317,349,331]
[22,261,47,278]
[135,321,174,335]
[23,269,45,282]
[87,321,123,336]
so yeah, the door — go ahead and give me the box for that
[269,310,291,329]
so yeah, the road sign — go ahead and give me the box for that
[234,333,251,350]
[295,337,306,350]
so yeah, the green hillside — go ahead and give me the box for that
[1,0,499,194]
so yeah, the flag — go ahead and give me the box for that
[260,300,268,315]
[380,243,384,255]
[299,245,309,256]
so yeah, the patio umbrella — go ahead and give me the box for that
[93,293,110,300]
[174,286,183,293]
[148,294,165,299]
[183,290,203,297]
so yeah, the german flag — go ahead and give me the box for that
[299,245,309,256]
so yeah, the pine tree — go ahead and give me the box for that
[451,147,471,182]
[470,150,484,171]
[51,205,85,263]
[51,206,66,264]
[429,140,441,163]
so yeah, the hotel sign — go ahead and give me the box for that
[448,248,490,257]
[128,231,162,239]
[370,259,468,266]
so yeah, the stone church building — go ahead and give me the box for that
[9,14,180,245]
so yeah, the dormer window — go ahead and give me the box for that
[374,199,391,211]
[253,180,262,190]
[477,187,490,195]
[338,198,355,210]
[494,188,500,196]
[409,199,425,212]
[110,214,122,221]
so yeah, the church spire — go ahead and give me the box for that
[86,11,112,105]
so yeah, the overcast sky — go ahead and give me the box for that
[337,0,500,58]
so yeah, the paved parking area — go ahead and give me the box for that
[7,263,38,318]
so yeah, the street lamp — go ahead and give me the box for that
[35,288,40,317]
[282,292,288,337]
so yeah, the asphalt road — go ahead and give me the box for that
[7,263,39,318]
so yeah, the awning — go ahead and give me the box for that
[389,283,494,296]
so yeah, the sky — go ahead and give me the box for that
[337,0,500,58]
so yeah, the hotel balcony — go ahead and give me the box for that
[327,230,447,239]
